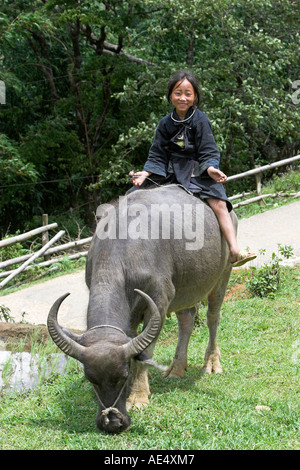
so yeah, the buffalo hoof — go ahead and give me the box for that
[126,391,150,411]
[202,365,223,374]
[163,360,187,379]
[202,356,223,374]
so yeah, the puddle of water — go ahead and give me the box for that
[0,351,68,392]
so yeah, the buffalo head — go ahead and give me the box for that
[47,290,162,433]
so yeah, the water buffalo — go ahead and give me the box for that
[47,184,236,433]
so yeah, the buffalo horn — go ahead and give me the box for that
[47,293,85,361]
[123,289,161,359]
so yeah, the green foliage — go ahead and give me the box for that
[49,255,85,274]
[247,244,294,298]
[0,136,41,234]
[0,305,15,323]
[0,234,27,263]
[271,170,300,193]
[0,0,299,230]
[0,135,37,183]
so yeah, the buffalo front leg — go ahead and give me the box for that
[126,338,158,410]
[164,307,196,379]
[126,360,151,410]
[127,287,171,407]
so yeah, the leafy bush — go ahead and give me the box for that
[0,237,28,263]
[270,169,300,193]
[247,244,294,298]
[0,305,15,323]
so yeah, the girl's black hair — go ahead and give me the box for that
[166,70,201,105]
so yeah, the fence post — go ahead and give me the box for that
[42,214,50,261]
[255,165,264,206]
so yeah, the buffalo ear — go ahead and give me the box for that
[135,352,167,372]
[134,351,150,362]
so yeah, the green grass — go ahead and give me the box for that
[0,267,299,450]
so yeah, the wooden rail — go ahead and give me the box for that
[0,155,299,288]
[0,223,58,248]
[0,230,65,288]
[0,237,92,270]
[226,155,299,182]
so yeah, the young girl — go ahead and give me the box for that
[129,70,256,267]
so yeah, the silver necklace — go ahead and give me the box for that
[171,106,196,123]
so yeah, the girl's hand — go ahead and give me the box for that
[129,170,151,186]
[207,166,227,183]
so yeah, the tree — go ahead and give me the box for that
[0,0,163,229]
[0,0,299,232]
[0,135,39,236]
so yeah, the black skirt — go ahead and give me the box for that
[189,176,232,212]
[132,173,232,212]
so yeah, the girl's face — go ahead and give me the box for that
[171,79,195,118]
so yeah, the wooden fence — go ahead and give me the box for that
[0,224,92,288]
[227,154,300,208]
[0,155,299,288]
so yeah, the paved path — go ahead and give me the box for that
[0,201,299,331]
[237,200,300,267]
[1,270,89,331]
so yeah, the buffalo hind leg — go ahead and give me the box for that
[164,307,196,379]
[203,271,231,374]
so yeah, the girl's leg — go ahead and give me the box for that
[207,198,240,263]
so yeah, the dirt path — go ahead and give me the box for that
[0,201,299,331]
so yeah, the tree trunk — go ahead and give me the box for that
[186,34,195,67]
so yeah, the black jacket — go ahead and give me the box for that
[143,107,220,190]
